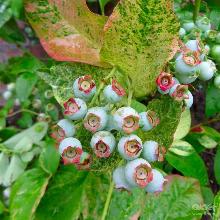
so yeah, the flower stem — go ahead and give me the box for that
[193,0,201,22]
[101,176,114,220]
[89,67,117,107]
[6,109,39,118]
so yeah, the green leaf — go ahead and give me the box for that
[25,0,109,67]
[100,0,179,97]
[169,140,195,156]
[0,0,12,28]
[10,168,51,220]
[16,72,38,102]
[39,139,60,175]
[201,186,214,206]
[166,150,209,186]
[99,0,111,15]
[131,99,147,113]
[0,18,25,43]
[107,188,145,220]
[3,155,27,186]
[214,147,220,185]
[197,135,218,149]
[213,192,220,220]
[137,96,182,149]
[38,63,111,105]
[13,136,33,153]
[0,153,9,185]
[141,175,204,220]
[35,165,88,220]
[0,200,5,214]
[4,122,48,149]
[210,9,220,30]
[205,82,220,117]
[10,0,23,18]
[174,109,191,140]
[83,173,109,219]
[7,54,42,75]
[17,112,33,129]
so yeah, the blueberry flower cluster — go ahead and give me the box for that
[51,74,167,193]
[156,72,193,109]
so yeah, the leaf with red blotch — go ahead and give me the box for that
[24,0,110,67]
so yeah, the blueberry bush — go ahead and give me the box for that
[0,0,220,219]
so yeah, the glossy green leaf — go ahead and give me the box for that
[100,0,179,97]
[213,192,220,220]
[25,0,109,67]
[166,150,209,186]
[16,72,38,102]
[35,165,88,220]
[169,140,194,156]
[107,188,145,220]
[205,83,220,117]
[39,139,60,175]
[4,122,48,149]
[141,175,204,220]
[137,96,182,149]
[174,109,191,140]
[10,168,51,220]
[214,147,220,185]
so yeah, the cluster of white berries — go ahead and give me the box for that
[51,75,166,193]
[178,16,219,86]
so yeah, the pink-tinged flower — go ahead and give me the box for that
[134,164,153,188]
[155,146,166,162]
[112,79,126,96]
[170,84,189,102]
[182,51,201,66]
[62,146,83,165]
[63,98,79,115]
[94,140,111,158]
[156,72,175,92]
[51,125,65,143]
[78,75,96,94]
